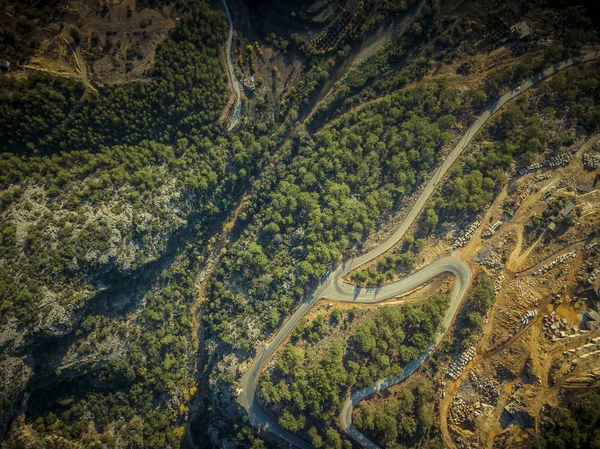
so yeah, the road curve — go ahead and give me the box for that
[323,256,470,304]
[221,0,242,131]
[338,259,471,449]
[237,257,470,449]
[236,51,600,449]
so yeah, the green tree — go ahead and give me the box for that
[308,427,324,448]
[325,429,343,449]
[279,410,305,432]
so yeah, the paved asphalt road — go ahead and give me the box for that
[222,0,242,131]
[235,51,600,448]
[337,259,471,449]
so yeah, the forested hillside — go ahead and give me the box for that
[204,80,463,353]
[0,1,273,447]
[258,298,449,446]
[435,62,600,225]
[349,61,600,288]
[0,1,227,154]
[2,0,600,447]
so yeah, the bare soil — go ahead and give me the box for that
[16,0,177,85]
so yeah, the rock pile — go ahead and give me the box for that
[453,220,482,249]
[450,372,500,433]
[502,389,532,429]
[532,173,551,182]
[583,153,600,170]
[521,309,538,326]
[469,371,500,406]
[494,274,505,295]
[450,394,478,430]
[533,250,577,276]
[519,152,570,175]
[476,245,503,269]
[584,309,600,333]
[587,267,600,285]
[482,220,503,238]
[563,337,600,360]
[548,152,571,168]
[542,311,569,338]
[557,177,574,190]
[447,346,476,380]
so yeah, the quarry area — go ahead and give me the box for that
[348,131,600,449]
[437,136,600,448]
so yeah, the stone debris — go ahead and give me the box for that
[583,153,600,171]
[549,152,572,167]
[557,177,575,190]
[449,372,499,431]
[542,311,575,339]
[469,371,500,406]
[476,245,503,270]
[584,309,600,333]
[585,241,598,251]
[521,309,538,326]
[482,220,503,238]
[532,173,551,182]
[452,219,482,249]
[562,338,600,376]
[494,274,505,295]
[578,350,600,360]
[519,152,570,176]
[587,267,600,285]
[563,370,600,387]
[501,384,532,429]
[533,250,577,276]
[447,346,476,380]
[450,394,478,430]
[564,337,600,360]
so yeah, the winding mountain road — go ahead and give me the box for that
[337,260,471,449]
[236,51,600,448]
[221,0,242,131]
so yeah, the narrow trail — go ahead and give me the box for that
[439,381,458,449]
[505,224,525,272]
[236,51,600,449]
[221,0,242,131]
